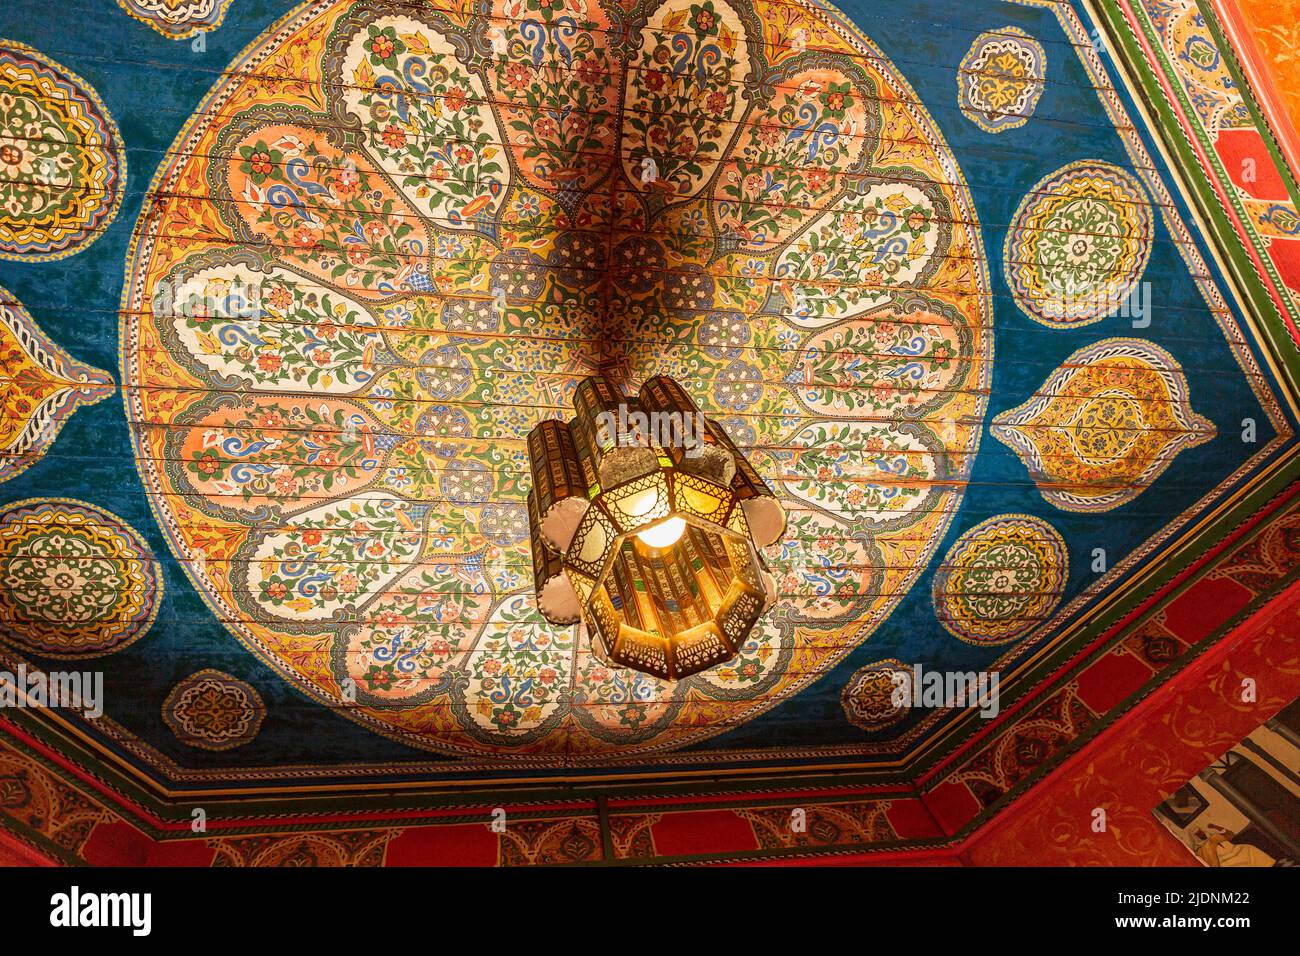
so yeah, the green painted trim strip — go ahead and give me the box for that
[0,814,82,867]
[1102,0,1300,380]
[1195,0,1300,208]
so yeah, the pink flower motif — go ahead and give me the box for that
[576,57,602,87]
[442,88,467,114]
[266,285,293,310]
[502,62,531,92]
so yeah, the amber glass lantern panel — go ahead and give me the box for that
[587,521,767,680]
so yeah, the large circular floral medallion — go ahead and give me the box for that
[0,499,160,658]
[0,42,125,261]
[1005,160,1152,327]
[121,0,991,757]
[932,514,1067,645]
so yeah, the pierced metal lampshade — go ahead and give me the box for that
[527,375,786,680]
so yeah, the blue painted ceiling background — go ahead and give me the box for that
[0,0,1289,783]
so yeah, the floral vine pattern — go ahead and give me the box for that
[121,0,990,756]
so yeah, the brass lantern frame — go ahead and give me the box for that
[527,375,784,680]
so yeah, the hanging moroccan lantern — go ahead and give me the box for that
[527,375,786,680]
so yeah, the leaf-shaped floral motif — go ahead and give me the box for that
[244,493,424,622]
[161,261,383,392]
[621,0,752,202]
[218,119,432,296]
[713,64,874,250]
[340,16,511,230]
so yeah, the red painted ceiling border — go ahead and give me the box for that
[752,574,1300,866]
[1116,0,1300,346]
[1210,0,1300,185]
[915,479,1300,789]
[4,570,1295,866]
[0,825,56,867]
[951,574,1300,865]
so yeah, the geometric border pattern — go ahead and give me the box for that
[3,476,1298,865]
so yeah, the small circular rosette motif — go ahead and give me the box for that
[1005,160,1153,327]
[115,0,236,40]
[0,42,125,261]
[0,499,161,658]
[957,27,1046,133]
[121,0,992,756]
[841,658,911,731]
[932,514,1068,645]
[162,669,265,750]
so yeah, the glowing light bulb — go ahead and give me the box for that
[636,517,686,549]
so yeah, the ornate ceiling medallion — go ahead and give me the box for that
[528,375,785,680]
[958,27,1047,133]
[120,0,991,754]
[0,42,126,261]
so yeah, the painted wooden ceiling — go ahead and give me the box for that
[0,0,1297,801]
